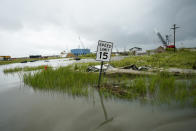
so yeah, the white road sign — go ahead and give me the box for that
[96,40,113,62]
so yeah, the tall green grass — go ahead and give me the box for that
[23,66,99,96]
[3,65,48,74]
[101,72,196,107]
[110,50,196,69]
[22,63,196,107]
[79,53,96,59]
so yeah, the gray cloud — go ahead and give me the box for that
[0,0,196,57]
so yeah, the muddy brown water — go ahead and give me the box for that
[0,58,196,131]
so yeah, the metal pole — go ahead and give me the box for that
[171,24,180,53]
[174,24,176,52]
[98,61,104,88]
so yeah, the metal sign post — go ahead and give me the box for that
[97,61,104,88]
[96,40,113,88]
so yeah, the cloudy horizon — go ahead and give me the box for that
[0,0,196,57]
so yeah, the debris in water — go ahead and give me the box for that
[87,64,114,72]
[120,64,150,71]
[120,64,138,70]
[138,66,149,71]
[74,57,81,60]
[30,60,37,62]
[20,61,27,63]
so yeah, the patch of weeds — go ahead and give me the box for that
[4,65,48,74]
[23,66,99,96]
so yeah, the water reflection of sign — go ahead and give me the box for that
[96,90,114,129]
[96,40,113,62]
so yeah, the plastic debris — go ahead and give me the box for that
[120,64,150,71]
[86,64,114,72]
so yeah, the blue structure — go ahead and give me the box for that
[71,49,90,56]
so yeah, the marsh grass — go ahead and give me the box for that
[110,50,196,69]
[79,53,96,59]
[101,72,196,106]
[22,62,196,107]
[3,65,48,74]
[23,66,99,96]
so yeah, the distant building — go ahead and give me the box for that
[66,53,75,58]
[60,50,67,57]
[71,49,90,56]
[156,46,165,53]
[0,57,3,61]
[0,56,11,61]
[29,55,42,58]
[129,47,142,56]
[129,47,142,52]
[147,46,165,55]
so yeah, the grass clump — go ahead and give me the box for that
[110,50,196,69]
[101,72,196,107]
[3,65,48,74]
[23,66,99,96]
[79,53,96,59]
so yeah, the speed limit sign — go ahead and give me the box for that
[96,40,113,62]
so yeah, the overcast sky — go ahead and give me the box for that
[0,0,196,57]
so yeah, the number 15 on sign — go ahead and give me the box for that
[96,40,113,62]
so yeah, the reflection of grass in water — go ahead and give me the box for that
[102,72,196,107]
[147,73,196,107]
[3,65,48,74]
[23,66,99,96]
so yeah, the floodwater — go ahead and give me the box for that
[0,58,196,131]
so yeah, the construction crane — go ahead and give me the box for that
[155,29,175,49]
[78,36,85,49]
[157,32,167,46]
[115,46,119,53]
[78,36,86,55]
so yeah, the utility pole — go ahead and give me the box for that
[170,24,180,52]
